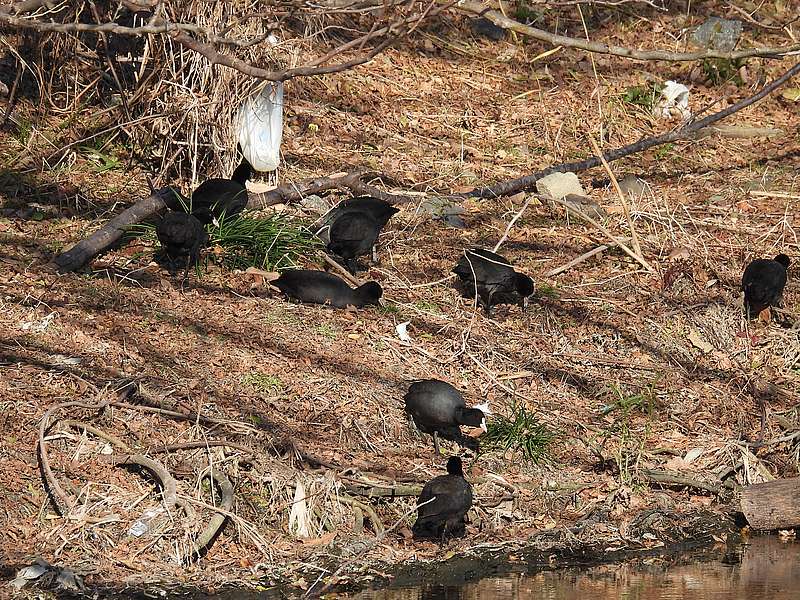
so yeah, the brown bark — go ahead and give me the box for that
[54,188,175,272]
[741,477,800,530]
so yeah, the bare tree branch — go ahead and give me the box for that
[466,60,800,198]
[456,0,800,61]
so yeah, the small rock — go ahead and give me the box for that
[618,174,647,197]
[690,17,742,52]
[439,214,466,228]
[536,172,585,201]
[562,194,607,220]
[417,196,465,216]
[299,194,331,216]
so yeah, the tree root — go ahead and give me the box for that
[187,469,234,562]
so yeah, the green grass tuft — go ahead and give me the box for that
[483,403,554,464]
[620,83,663,111]
[208,212,321,271]
[242,372,284,394]
[127,209,321,272]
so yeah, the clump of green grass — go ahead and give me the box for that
[483,403,554,464]
[599,382,657,417]
[242,372,284,394]
[208,212,321,270]
[620,83,663,111]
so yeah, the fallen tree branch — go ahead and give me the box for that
[53,187,176,272]
[188,469,234,561]
[456,0,800,61]
[466,59,800,198]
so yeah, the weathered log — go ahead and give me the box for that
[741,477,800,530]
[54,188,174,273]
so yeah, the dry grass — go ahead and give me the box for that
[1,1,800,595]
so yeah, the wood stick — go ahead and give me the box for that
[741,477,800,530]
[493,195,532,253]
[54,188,174,272]
[588,136,642,258]
[547,244,610,277]
[322,253,363,287]
[552,197,654,273]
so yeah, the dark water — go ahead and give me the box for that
[349,536,800,600]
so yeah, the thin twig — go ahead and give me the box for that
[553,197,654,272]
[493,196,532,253]
[547,244,610,277]
[588,136,642,258]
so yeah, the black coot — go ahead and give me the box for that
[273,270,382,308]
[156,212,208,275]
[412,456,473,540]
[327,212,381,274]
[322,196,399,268]
[337,196,399,229]
[742,254,790,318]
[404,379,488,454]
[452,248,534,315]
[166,156,252,225]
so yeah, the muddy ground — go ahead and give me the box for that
[1,3,799,597]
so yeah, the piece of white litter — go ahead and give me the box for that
[288,480,311,538]
[395,321,412,342]
[19,311,56,332]
[653,81,691,120]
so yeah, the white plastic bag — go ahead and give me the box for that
[653,80,691,121]
[237,81,284,172]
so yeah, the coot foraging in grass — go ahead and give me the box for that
[156,212,208,275]
[327,212,381,274]
[167,156,252,225]
[452,248,534,315]
[412,456,473,540]
[404,379,489,454]
[273,269,382,308]
[742,254,790,318]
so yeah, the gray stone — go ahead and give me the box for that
[618,174,647,197]
[690,17,742,52]
[562,194,607,220]
[438,214,467,228]
[299,194,331,216]
[417,196,465,217]
[536,172,585,201]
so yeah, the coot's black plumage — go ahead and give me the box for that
[742,254,790,318]
[335,196,399,230]
[156,212,208,275]
[452,248,534,315]
[327,212,381,274]
[412,456,473,540]
[273,270,382,308]
[167,157,252,225]
[322,197,399,270]
[404,379,488,454]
